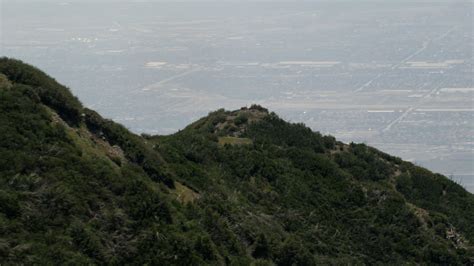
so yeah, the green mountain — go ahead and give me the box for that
[0,58,473,265]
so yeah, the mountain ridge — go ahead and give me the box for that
[0,58,473,264]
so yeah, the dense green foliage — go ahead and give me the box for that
[0,58,83,125]
[0,58,473,264]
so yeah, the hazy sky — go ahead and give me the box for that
[3,0,467,2]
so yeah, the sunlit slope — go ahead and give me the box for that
[0,58,472,264]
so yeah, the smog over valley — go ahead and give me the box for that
[1,0,472,193]
[2,1,474,264]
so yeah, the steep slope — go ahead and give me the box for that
[152,107,474,264]
[0,58,473,264]
[0,58,206,264]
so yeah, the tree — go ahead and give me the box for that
[252,234,270,259]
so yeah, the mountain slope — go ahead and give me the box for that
[0,58,473,264]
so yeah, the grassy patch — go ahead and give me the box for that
[218,136,253,146]
[172,181,200,204]
[0,74,12,89]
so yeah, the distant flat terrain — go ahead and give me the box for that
[2,1,472,191]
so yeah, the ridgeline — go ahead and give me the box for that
[0,58,473,264]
